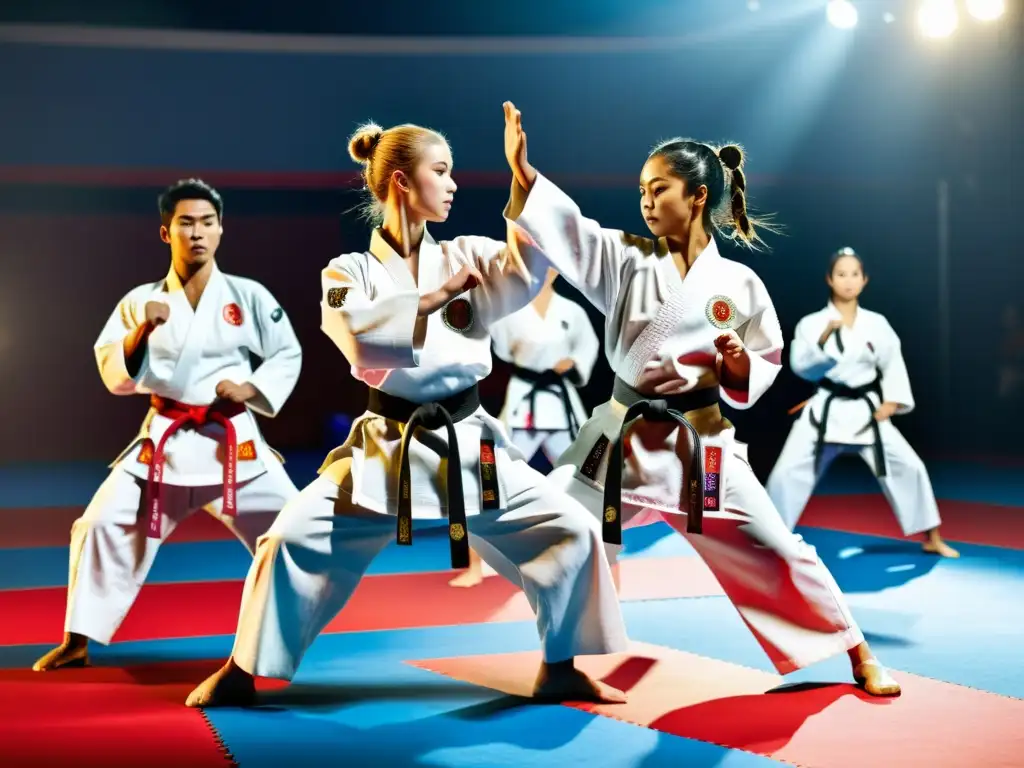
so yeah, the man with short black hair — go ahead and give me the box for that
[34,179,303,671]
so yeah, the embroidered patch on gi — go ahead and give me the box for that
[561,319,570,330]
[705,295,737,329]
[137,439,154,465]
[326,287,349,308]
[442,298,474,333]
[449,523,466,541]
[223,303,244,326]
[270,307,284,323]
[479,439,500,510]
[217,440,258,462]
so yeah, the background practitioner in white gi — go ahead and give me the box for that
[186,121,628,708]
[33,179,302,671]
[766,248,958,558]
[451,268,599,588]
[501,101,901,696]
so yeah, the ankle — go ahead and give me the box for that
[543,659,575,674]
[65,632,88,648]
[847,643,875,668]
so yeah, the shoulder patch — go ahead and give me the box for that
[326,287,349,309]
[270,307,284,323]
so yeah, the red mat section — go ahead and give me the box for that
[412,642,1024,767]
[0,660,235,768]
[0,507,236,549]
[0,557,720,646]
[801,495,1024,550]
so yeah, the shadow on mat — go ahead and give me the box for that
[647,680,894,756]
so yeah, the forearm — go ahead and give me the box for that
[122,322,154,378]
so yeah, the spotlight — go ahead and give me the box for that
[826,0,859,29]
[917,0,958,38]
[883,12,896,24]
[747,0,760,10]
[966,0,1005,21]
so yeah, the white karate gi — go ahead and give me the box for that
[504,174,865,675]
[766,303,942,536]
[228,228,627,680]
[491,293,599,464]
[66,265,302,644]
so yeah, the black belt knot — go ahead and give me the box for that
[368,384,481,569]
[510,364,581,439]
[601,377,719,545]
[810,372,887,477]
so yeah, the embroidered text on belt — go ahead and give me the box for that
[367,384,483,570]
[510,364,581,439]
[602,377,720,544]
[144,395,247,539]
[809,374,886,477]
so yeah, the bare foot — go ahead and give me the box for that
[922,540,960,558]
[853,660,901,697]
[448,569,484,588]
[185,658,257,708]
[32,633,89,671]
[533,660,628,704]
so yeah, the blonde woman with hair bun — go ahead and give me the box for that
[186,119,630,709]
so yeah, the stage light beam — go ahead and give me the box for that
[917,0,959,38]
[966,0,1005,22]
[826,0,859,29]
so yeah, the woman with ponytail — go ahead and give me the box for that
[501,102,900,696]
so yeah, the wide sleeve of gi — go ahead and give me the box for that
[719,280,784,410]
[320,255,422,370]
[503,172,632,318]
[242,282,303,418]
[789,313,849,382]
[876,317,915,414]
[93,285,158,396]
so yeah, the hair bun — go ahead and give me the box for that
[717,144,743,171]
[348,122,384,164]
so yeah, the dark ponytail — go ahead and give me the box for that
[648,139,778,250]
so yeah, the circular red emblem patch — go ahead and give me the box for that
[712,300,731,322]
[441,298,474,333]
[223,303,243,326]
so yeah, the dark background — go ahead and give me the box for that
[0,0,1020,477]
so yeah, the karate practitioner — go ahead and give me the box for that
[186,121,628,708]
[766,247,958,557]
[33,179,302,671]
[501,102,901,696]
[450,268,599,588]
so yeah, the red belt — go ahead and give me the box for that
[144,395,246,539]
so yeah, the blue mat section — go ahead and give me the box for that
[0,521,689,590]
[3,456,1022,508]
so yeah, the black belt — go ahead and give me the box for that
[509,364,581,439]
[367,384,481,569]
[602,377,719,544]
[809,374,886,477]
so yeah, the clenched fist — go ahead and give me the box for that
[145,300,170,327]
[715,331,750,385]
[215,380,257,404]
